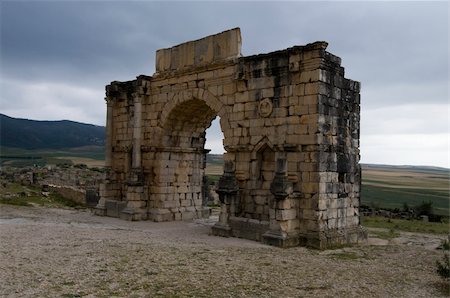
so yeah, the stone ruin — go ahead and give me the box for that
[0,165,102,207]
[95,28,367,248]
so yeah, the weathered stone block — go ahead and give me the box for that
[156,28,241,73]
[276,209,297,220]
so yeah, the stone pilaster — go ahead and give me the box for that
[121,95,146,220]
[263,158,299,247]
[212,161,239,237]
[105,97,113,168]
[132,96,142,169]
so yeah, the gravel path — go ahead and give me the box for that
[0,205,448,297]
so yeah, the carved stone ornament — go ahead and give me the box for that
[259,98,273,117]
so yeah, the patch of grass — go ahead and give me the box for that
[46,157,73,166]
[205,174,221,184]
[1,182,26,193]
[434,280,450,296]
[50,193,83,208]
[0,198,32,206]
[370,229,400,240]
[61,294,82,298]
[437,239,450,250]
[0,182,83,208]
[436,239,450,281]
[362,216,449,235]
[324,243,354,250]
[329,252,360,260]
[296,284,331,291]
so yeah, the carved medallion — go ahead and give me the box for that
[259,98,273,117]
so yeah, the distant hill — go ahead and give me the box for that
[0,114,105,149]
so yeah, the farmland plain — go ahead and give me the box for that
[361,164,449,215]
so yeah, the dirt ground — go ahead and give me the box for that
[0,205,448,298]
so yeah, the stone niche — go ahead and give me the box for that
[95,28,367,249]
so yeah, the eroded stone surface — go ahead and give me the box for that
[97,28,366,248]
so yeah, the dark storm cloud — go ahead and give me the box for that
[1,1,448,166]
[2,1,447,91]
[1,1,164,84]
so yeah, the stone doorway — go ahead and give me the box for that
[96,28,367,248]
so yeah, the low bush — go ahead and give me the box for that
[436,240,450,280]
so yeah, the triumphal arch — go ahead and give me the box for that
[96,28,366,248]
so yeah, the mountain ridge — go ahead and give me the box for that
[0,114,105,150]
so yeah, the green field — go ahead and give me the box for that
[362,184,449,215]
[0,146,105,168]
[361,164,449,216]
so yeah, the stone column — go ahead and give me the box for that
[121,95,146,220]
[132,97,142,169]
[105,97,113,169]
[95,97,114,216]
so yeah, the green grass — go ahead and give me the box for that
[206,174,221,184]
[369,229,400,240]
[362,216,449,235]
[362,184,449,216]
[0,182,83,208]
[0,146,104,167]
[329,252,360,260]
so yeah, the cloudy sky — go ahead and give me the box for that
[1,1,448,168]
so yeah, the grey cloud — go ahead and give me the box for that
[1,1,448,166]
[361,103,449,135]
[2,2,446,89]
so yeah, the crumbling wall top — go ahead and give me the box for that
[155,28,242,74]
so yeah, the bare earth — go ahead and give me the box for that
[0,205,448,298]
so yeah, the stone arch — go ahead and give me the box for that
[159,88,231,134]
[160,98,217,149]
[98,28,365,249]
[145,88,232,223]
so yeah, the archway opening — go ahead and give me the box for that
[162,98,217,150]
[204,116,225,206]
[159,98,225,219]
[205,117,225,155]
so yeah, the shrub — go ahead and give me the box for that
[402,202,411,212]
[414,201,434,217]
[436,240,450,280]
[74,163,87,169]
